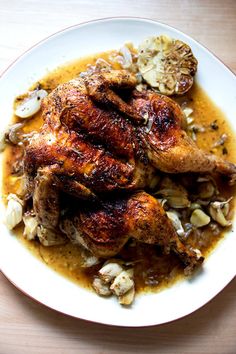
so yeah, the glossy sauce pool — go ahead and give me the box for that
[2,51,236,294]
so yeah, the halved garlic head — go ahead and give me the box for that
[15,89,48,118]
[137,35,198,95]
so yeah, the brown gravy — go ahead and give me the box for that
[2,51,236,294]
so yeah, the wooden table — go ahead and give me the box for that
[0,1,236,353]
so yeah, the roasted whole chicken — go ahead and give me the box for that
[24,69,236,271]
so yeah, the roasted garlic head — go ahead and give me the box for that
[137,35,198,95]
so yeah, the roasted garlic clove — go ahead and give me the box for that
[23,214,38,240]
[119,45,133,69]
[5,194,23,230]
[15,89,48,118]
[209,199,232,227]
[110,269,134,296]
[197,181,215,199]
[155,177,190,208]
[190,202,202,210]
[7,122,25,145]
[94,262,135,304]
[92,277,112,296]
[118,286,135,305]
[0,126,9,151]
[190,209,211,227]
[137,35,198,95]
[166,211,185,237]
[99,261,123,284]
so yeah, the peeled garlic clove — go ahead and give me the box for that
[166,211,185,237]
[99,262,123,284]
[110,269,134,296]
[118,286,135,305]
[190,209,210,227]
[92,277,112,296]
[5,194,23,230]
[15,89,48,118]
[23,214,38,240]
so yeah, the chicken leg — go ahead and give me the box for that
[130,90,236,183]
[61,191,203,272]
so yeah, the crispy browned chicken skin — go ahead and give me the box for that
[24,71,156,198]
[24,69,236,271]
[25,70,236,194]
[130,90,236,180]
[61,191,203,271]
[32,168,202,271]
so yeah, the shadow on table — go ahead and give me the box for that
[4,275,236,353]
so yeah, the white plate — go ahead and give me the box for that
[0,17,236,327]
